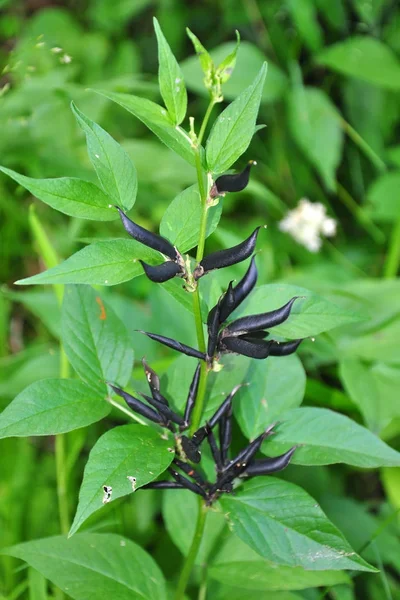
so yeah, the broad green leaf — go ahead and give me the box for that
[339,358,400,433]
[287,87,343,191]
[153,17,187,125]
[321,495,400,572]
[211,587,305,600]
[2,288,61,338]
[71,103,137,211]
[210,534,350,591]
[367,171,400,221]
[235,355,306,440]
[159,184,223,252]
[0,379,109,439]
[220,479,374,571]
[62,285,133,394]
[162,490,225,564]
[234,283,361,339]
[4,533,166,600]
[15,239,159,286]
[338,318,400,364]
[0,167,116,221]
[317,36,400,89]
[94,90,195,165]
[70,425,174,536]
[382,467,400,515]
[206,63,267,174]
[181,42,287,104]
[263,407,400,467]
[287,0,323,52]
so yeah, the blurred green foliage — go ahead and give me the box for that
[1,1,400,599]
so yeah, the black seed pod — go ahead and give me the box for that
[220,336,272,359]
[225,297,300,336]
[180,435,201,463]
[212,160,256,196]
[241,446,297,477]
[173,458,208,487]
[138,331,206,360]
[224,425,274,474]
[138,392,185,427]
[207,295,222,357]
[208,384,243,429]
[219,256,258,323]
[194,227,261,279]
[142,481,185,490]
[169,468,208,498]
[182,363,201,429]
[268,339,303,356]
[139,260,183,283]
[207,426,223,471]
[116,207,178,260]
[108,383,166,425]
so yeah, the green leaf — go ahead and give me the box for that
[220,479,375,571]
[210,534,350,591]
[153,17,187,125]
[233,283,361,339]
[216,30,240,84]
[317,36,400,89]
[339,318,400,364]
[94,90,195,165]
[339,359,400,433]
[287,0,323,52]
[206,63,267,174]
[235,355,306,440]
[70,425,174,536]
[15,239,159,286]
[287,87,343,191]
[62,285,133,395]
[186,27,213,82]
[263,407,400,467]
[3,533,167,599]
[181,42,287,104]
[0,379,110,439]
[0,167,116,221]
[2,288,61,338]
[162,490,225,564]
[159,184,222,252]
[367,171,400,221]
[71,103,137,211]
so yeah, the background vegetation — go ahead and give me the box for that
[1,0,400,599]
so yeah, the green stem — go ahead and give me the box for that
[341,118,387,173]
[175,499,207,600]
[336,182,385,244]
[175,100,215,598]
[384,215,400,278]
[29,205,70,537]
[197,100,215,147]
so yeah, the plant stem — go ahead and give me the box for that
[197,100,215,147]
[175,498,207,600]
[384,215,400,278]
[336,182,385,244]
[341,118,387,173]
[29,205,70,537]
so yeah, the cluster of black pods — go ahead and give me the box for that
[109,163,302,504]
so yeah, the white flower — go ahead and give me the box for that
[51,47,63,54]
[60,54,72,64]
[279,198,337,253]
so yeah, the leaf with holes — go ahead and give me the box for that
[69,425,174,536]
